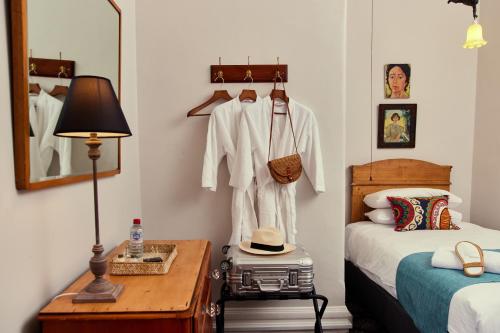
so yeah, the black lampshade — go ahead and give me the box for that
[54,76,132,138]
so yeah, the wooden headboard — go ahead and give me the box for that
[350,159,452,223]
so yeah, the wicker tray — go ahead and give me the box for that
[110,243,177,275]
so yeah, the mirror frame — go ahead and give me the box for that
[9,0,122,190]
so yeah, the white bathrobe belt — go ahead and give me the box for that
[242,186,257,240]
[272,182,296,244]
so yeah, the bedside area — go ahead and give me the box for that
[38,240,212,333]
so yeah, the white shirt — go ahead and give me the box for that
[202,97,263,245]
[230,96,325,243]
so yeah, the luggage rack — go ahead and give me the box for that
[215,245,329,332]
[215,282,328,333]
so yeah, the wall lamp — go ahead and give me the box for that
[448,0,487,49]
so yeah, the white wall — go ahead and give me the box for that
[136,0,347,310]
[346,0,478,220]
[471,1,500,229]
[0,1,141,332]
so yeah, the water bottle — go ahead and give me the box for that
[128,218,144,258]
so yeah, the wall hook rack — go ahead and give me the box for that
[210,63,288,83]
[28,55,75,79]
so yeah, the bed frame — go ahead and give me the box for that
[346,159,452,333]
[350,158,452,222]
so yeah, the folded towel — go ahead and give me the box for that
[432,247,500,274]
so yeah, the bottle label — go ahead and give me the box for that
[131,230,143,242]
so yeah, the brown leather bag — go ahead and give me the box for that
[267,94,302,184]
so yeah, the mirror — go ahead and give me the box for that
[10,0,121,190]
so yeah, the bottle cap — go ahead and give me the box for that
[133,218,141,225]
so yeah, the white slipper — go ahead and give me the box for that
[455,241,485,277]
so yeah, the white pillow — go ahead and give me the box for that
[365,208,463,225]
[363,188,463,209]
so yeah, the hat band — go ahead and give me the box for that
[250,242,284,252]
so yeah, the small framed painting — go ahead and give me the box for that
[378,104,417,149]
[385,64,411,99]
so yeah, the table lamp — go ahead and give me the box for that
[54,75,131,303]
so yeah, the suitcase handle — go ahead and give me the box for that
[256,279,284,292]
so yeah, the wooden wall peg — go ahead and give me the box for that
[28,57,75,79]
[210,64,288,83]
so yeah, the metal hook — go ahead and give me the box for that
[275,56,282,82]
[214,70,225,89]
[274,57,285,90]
[57,66,67,78]
[57,52,68,78]
[29,63,38,75]
[244,69,253,88]
[275,72,284,88]
[29,49,37,75]
[214,57,225,88]
[244,56,253,87]
[215,70,224,82]
[244,70,253,83]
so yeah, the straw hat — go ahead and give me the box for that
[239,227,296,255]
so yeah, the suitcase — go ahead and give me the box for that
[222,245,314,295]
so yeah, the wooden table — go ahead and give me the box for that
[39,240,212,333]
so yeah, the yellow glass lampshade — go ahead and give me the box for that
[463,21,487,49]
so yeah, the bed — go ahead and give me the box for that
[345,159,500,333]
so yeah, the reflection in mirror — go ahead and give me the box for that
[26,0,120,183]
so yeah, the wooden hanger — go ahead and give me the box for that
[49,85,68,97]
[239,89,257,102]
[187,89,232,117]
[270,88,288,104]
[270,88,288,115]
[29,83,41,95]
[187,65,232,117]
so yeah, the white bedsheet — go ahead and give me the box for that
[345,222,500,333]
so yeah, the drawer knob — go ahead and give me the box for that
[202,302,221,318]
[220,259,232,272]
[208,269,221,280]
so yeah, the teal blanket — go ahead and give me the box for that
[396,251,500,333]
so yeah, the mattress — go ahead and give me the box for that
[345,221,500,333]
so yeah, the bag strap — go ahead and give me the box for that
[268,81,299,162]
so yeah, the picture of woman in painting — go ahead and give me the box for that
[378,104,417,148]
[385,64,411,99]
[384,112,409,143]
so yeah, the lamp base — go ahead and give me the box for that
[72,243,124,303]
[73,281,123,303]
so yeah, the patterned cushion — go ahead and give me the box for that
[387,196,460,232]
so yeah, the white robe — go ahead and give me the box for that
[29,95,45,182]
[202,97,262,245]
[230,96,325,244]
[36,90,72,177]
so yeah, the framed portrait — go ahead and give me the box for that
[385,64,411,99]
[377,104,417,149]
